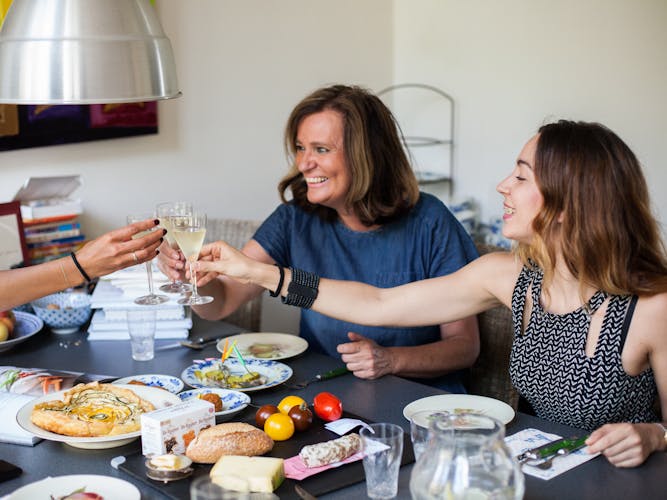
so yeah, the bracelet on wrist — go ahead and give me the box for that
[281,267,319,309]
[269,265,285,297]
[70,252,92,283]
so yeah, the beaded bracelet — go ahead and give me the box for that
[281,267,319,309]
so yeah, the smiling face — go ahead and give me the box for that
[496,134,545,243]
[295,109,352,215]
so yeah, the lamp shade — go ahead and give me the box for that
[0,0,180,104]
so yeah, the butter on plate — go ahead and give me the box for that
[211,455,284,493]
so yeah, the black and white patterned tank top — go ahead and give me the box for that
[509,266,657,431]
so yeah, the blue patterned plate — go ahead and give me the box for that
[181,358,293,392]
[178,388,251,420]
[112,374,184,394]
[0,311,44,353]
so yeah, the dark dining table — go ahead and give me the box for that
[0,316,665,500]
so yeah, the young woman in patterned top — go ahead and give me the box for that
[198,120,667,467]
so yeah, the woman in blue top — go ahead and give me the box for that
[159,85,479,392]
[200,120,667,467]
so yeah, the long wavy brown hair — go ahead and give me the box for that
[278,85,419,226]
[517,120,667,296]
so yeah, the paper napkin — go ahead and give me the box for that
[505,428,600,480]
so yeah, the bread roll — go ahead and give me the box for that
[185,422,273,464]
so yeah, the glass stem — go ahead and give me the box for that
[189,261,199,298]
[145,261,155,296]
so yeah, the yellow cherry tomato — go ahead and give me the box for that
[278,395,306,415]
[264,412,295,441]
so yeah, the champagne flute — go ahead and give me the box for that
[172,212,214,305]
[126,213,170,305]
[156,201,193,293]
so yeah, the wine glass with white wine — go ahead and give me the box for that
[126,213,170,305]
[156,201,193,294]
[172,212,214,305]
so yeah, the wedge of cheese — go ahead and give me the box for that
[210,455,284,493]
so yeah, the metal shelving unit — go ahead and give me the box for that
[378,83,454,195]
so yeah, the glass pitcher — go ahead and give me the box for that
[409,412,524,500]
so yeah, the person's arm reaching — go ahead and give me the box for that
[0,218,164,310]
[196,240,513,329]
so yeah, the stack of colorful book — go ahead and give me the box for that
[23,214,86,264]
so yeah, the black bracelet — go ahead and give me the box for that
[269,265,285,297]
[282,267,319,309]
[70,252,92,283]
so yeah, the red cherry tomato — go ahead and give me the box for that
[313,392,343,421]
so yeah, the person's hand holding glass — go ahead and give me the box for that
[156,201,193,294]
[126,213,169,305]
[172,212,213,305]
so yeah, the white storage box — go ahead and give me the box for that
[141,399,216,457]
[13,175,83,222]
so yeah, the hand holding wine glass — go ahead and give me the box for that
[156,201,193,294]
[127,213,170,306]
[172,212,214,305]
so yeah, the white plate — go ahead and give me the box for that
[181,358,293,392]
[112,373,184,394]
[16,384,182,449]
[178,388,251,420]
[8,474,140,500]
[217,332,308,360]
[403,394,515,425]
[0,311,44,353]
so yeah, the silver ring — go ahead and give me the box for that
[132,252,139,263]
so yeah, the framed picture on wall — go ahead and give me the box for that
[0,201,30,270]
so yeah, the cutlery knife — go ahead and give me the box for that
[517,435,588,462]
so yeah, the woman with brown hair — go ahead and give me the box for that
[159,84,480,392]
[199,120,667,467]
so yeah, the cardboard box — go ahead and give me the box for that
[13,175,83,222]
[141,399,215,457]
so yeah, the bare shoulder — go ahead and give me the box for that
[635,293,667,337]
[466,250,523,307]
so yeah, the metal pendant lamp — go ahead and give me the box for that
[0,0,181,104]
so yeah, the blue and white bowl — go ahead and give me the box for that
[178,388,251,420]
[31,292,92,334]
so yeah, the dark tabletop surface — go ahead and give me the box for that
[1,316,665,499]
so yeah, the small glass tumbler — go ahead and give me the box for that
[127,308,157,361]
[360,423,404,499]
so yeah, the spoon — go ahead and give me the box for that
[178,337,223,350]
[534,441,587,470]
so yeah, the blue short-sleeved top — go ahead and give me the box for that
[253,192,478,392]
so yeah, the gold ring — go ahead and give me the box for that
[132,252,139,263]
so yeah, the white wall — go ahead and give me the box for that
[393,0,667,229]
[0,0,394,332]
[2,0,666,330]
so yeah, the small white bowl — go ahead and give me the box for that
[31,292,92,334]
[112,374,184,394]
[178,388,250,420]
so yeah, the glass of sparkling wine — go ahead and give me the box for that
[172,212,214,305]
[156,201,193,293]
[126,213,170,306]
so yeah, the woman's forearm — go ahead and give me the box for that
[0,257,85,310]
